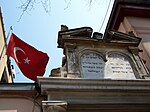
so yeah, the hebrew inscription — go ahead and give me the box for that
[80,52,136,79]
[80,53,105,79]
[105,53,136,79]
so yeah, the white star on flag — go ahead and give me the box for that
[24,57,30,64]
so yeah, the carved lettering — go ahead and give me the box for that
[80,52,136,79]
[105,53,136,79]
[81,53,104,79]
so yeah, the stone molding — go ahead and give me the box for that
[42,101,67,112]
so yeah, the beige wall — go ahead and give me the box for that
[118,16,150,70]
[0,98,41,112]
[0,11,7,79]
[0,10,13,83]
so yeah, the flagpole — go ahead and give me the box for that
[6,26,13,43]
[0,26,13,59]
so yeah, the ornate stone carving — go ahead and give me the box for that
[42,101,67,112]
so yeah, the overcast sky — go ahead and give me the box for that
[0,0,114,82]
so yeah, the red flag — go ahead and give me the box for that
[6,33,49,81]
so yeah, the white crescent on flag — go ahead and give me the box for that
[13,47,26,63]
[6,33,48,81]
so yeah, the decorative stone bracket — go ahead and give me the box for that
[42,101,67,112]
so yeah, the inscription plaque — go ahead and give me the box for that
[105,53,136,79]
[80,52,136,79]
[80,53,105,79]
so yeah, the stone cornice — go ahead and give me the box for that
[0,83,37,97]
[37,77,150,94]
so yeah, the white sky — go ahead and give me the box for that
[0,0,114,82]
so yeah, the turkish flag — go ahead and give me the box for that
[6,33,49,81]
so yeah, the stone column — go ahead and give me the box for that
[42,101,67,112]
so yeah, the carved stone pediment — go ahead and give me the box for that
[106,30,141,46]
[58,25,93,48]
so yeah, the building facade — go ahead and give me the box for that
[38,25,150,112]
[104,0,150,72]
[1,0,150,112]
[0,83,43,112]
[0,8,13,83]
